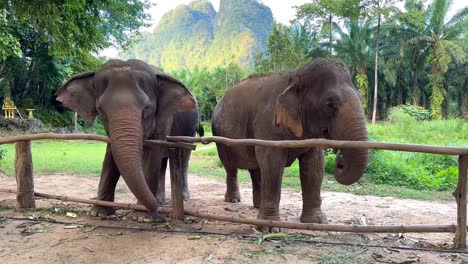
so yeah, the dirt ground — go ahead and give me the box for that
[0,172,467,264]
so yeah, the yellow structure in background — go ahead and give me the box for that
[26,108,35,119]
[2,97,17,119]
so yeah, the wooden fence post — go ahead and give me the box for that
[15,141,35,210]
[454,155,467,248]
[169,148,184,221]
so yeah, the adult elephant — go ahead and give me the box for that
[56,59,200,219]
[212,58,368,232]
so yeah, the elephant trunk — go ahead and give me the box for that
[332,112,369,185]
[107,107,159,212]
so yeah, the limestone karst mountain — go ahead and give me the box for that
[120,0,273,71]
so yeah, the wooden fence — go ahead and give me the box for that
[0,133,467,248]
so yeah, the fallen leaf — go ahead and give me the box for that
[257,233,288,244]
[188,235,202,240]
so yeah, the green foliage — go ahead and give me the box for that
[34,109,74,128]
[79,117,106,136]
[355,73,369,112]
[366,118,466,190]
[1,0,151,56]
[388,105,431,122]
[254,22,309,74]
[366,150,458,191]
[0,145,5,171]
[0,0,146,112]
[171,63,246,121]
[20,98,34,109]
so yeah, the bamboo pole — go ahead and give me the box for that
[167,136,468,156]
[14,141,35,210]
[0,133,196,150]
[454,155,468,248]
[0,189,458,233]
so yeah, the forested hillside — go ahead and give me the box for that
[120,0,273,71]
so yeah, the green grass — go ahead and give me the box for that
[364,116,466,191]
[0,140,106,176]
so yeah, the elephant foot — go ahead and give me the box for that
[224,191,241,203]
[89,205,115,218]
[183,190,190,201]
[300,209,328,224]
[128,210,161,223]
[256,212,282,233]
[253,194,261,209]
[156,193,166,205]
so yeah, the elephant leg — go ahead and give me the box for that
[217,144,241,203]
[181,149,191,200]
[298,148,327,224]
[249,169,261,208]
[256,147,285,233]
[157,156,168,204]
[224,166,240,203]
[90,144,120,217]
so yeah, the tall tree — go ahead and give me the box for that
[335,19,373,114]
[254,22,307,73]
[370,0,397,124]
[0,0,150,109]
[420,0,467,119]
[295,0,362,56]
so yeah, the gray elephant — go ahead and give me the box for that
[212,58,368,232]
[56,59,200,219]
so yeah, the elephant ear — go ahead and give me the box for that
[156,73,196,120]
[55,72,97,126]
[274,77,303,138]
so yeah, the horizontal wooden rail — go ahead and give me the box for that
[0,188,458,234]
[0,133,196,150]
[167,136,468,155]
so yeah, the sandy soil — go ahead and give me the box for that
[0,172,466,264]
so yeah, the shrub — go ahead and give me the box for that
[365,150,458,191]
[20,98,34,109]
[387,106,417,124]
[79,117,106,135]
[388,105,431,123]
[35,109,74,128]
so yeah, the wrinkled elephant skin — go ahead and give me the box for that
[212,58,368,232]
[56,59,201,218]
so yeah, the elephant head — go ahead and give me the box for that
[55,59,196,212]
[274,58,368,185]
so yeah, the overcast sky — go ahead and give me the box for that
[99,0,467,57]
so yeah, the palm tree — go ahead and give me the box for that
[419,0,467,119]
[335,19,374,115]
[381,0,427,106]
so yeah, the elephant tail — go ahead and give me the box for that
[197,122,204,137]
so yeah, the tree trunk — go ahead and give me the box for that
[19,61,36,99]
[371,1,381,125]
[329,14,333,56]
[15,141,35,210]
[411,49,419,105]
